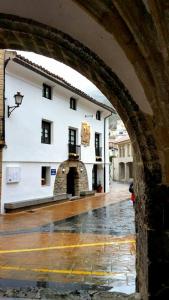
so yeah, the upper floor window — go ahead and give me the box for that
[95,133,102,160]
[96,110,101,120]
[70,97,77,110]
[41,120,51,144]
[43,83,52,99]
[122,146,125,157]
[95,133,100,150]
[127,144,130,156]
[119,146,125,157]
[69,128,77,145]
[119,146,122,157]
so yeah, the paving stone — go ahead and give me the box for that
[0,289,140,299]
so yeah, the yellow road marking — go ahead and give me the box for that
[0,240,135,254]
[0,265,127,277]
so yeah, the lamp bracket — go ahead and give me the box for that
[8,105,19,117]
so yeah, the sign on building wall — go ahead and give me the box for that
[81,122,90,146]
[6,167,21,183]
[51,169,56,175]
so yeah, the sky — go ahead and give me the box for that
[17,51,113,107]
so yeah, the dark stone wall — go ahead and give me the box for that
[0,3,169,298]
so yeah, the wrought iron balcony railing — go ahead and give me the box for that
[68,143,81,160]
[95,147,102,161]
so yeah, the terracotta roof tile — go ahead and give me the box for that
[13,53,115,113]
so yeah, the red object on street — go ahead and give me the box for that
[131,193,135,202]
[97,185,103,193]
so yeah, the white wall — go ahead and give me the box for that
[4,65,107,163]
[1,162,59,202]
[1,60,111,210]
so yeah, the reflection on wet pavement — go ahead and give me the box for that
[0,200,134,236]
[0,183,136,294]
[42,200,135,236]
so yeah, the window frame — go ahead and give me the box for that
[41,166,51,186]
[43,83,52,100]
[96,110,101,120]
[69,128,77,145]
[70,97,77,110]
[95,133,100,149]
[41,120,51,144]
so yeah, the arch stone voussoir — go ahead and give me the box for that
[0,10,168,299]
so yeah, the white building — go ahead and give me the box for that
[110,135,133,182]
[0,51,114,213]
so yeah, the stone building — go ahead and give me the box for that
[110,135,133,182]
[0,50,113,213]
[0,1,169,298]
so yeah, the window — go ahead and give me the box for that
[95,133,100,149]
[41,166,50,186]
[69,128,76,145]
[119,146,125,157]
[127,144,130,156]
[122,146,125,157]
[41,120,51,144]
[95,133,102,160]
[43,83,52,99]
[70,97,77,110]
[119,146,121,157]
[96,110,101,120]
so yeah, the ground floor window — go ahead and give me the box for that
[41,166,51,186]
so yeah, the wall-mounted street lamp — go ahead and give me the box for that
[62,168,65,174]
[8,92,24,117]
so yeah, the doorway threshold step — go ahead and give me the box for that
[70,196,80,201]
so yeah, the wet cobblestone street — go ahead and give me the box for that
[0,182,136,298]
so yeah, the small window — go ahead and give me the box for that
[43,84,52,99]
[41,166,50,186]
[41,120,51,144]
[96,110,101,120]
[70,97,77,110]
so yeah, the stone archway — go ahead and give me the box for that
[54,161,88,196]
[0,3,168,297]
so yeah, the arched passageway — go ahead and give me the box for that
[67,168,77,196]
[126,162,133,181]
[54,161,88,196]
[0,1,169,298]
[119,162,125,180]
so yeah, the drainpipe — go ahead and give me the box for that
[103,112,112,192]
[3,56,11,143]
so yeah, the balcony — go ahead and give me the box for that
[95,147,102,162]
[68,143,81,160]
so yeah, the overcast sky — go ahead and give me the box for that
[17,51,113,107]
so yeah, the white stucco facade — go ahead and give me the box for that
[1,53,112,212]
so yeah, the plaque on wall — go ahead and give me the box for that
[51,169,56,175]
[6,167,21,183]
[81,122,90,146]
